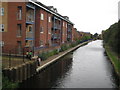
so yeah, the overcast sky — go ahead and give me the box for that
[38,0,119,34]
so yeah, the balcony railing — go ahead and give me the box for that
[53,24,61,30]
[68,29,72,32]
[51,34,61,40]
[67,35,72,38]
[26,32,34,38]
[26,15,34,22]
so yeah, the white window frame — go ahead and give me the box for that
[0,41,4,46]
[66,24,67,28]
[48,29,51,34]
[1,8,4,16]
[40,27,44,33]
[41,13,44,20]
[40,40,44,47]
[63,22,64,27]
[48,16,51,22]
[0,24,4,32]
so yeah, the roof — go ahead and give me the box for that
[28,0,74,25]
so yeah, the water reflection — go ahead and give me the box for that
[20,53,73,88]
[19,40,118,89]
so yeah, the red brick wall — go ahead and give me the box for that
[35,8,40,47]
[61,20,67,44]
[39,9,48,47]
[47,13,52,46]
[2,2,26,53]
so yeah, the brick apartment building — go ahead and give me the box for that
[0,0,74,54]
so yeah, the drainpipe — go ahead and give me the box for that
[33,6,35,57]
[46,13,48,47]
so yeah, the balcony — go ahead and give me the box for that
[26,8,35,24]
[68,29,72,32]
[26,32,34,39]
[26,15,34,24]
[67,35,72,39]
[52,24,61,30]
[51,34,60,40]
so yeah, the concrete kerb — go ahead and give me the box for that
[36,40,91,72]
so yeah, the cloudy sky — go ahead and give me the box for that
[38,0,119,34]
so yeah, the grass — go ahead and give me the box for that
[105,46,120,76]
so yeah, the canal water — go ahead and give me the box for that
[19,40,118,88]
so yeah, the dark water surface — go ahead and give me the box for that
[19,40,118,88]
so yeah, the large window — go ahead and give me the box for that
[17,6,22,20]
[48,16,51,22]
[63,22,64,27]
[0,8,4,16]
[40,40,44,47]
[40,27,44,33]
[48,28,51,34]
[0,24,4,32]
[41,13,44,20]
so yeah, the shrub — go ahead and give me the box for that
[38,52,48,61]
[2,75,19,90]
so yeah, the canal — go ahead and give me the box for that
[19,40,118,88]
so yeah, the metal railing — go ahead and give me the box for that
[2,46,34,69]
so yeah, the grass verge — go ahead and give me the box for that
[105,46,120,76]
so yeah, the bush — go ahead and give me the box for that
[53,49,59,55]
[2,75,19,90]
[38,49,60,61]
[38,52,49,61]
[60,44,68,52]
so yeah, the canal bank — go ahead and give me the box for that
[104,45,120,87]
[36,40,91,72]
[19,40,118,88]
[2,40,91,89]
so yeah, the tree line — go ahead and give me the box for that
[102,20,120,55]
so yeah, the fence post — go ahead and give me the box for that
[9,50,11,68]
[33,46,34,57]
[23,48,25,63]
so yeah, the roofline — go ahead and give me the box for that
[29,0,74,25]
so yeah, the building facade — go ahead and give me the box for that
[1,0,74,54]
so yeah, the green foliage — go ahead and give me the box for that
[60,44,69,52]
[81,36,91,41]
[38,49,59,61]
[2,75,19,90]
[103,21,120,54]
[38,52,48,60]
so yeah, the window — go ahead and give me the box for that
[66,24,67,28]
[17,6,22,20]
[1,8,4,16]
[29,26,32,32]
[17,24,22,37]
[40,27,44,33]
[17,41,22,54]
[62,30,64,35]
[48,16,51,22]
[40,40,43,47]
[48,28,51,34]
[41,13,44,20]
[0,24,4,32]
[63,22,64,27]
[0,41,4,47]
